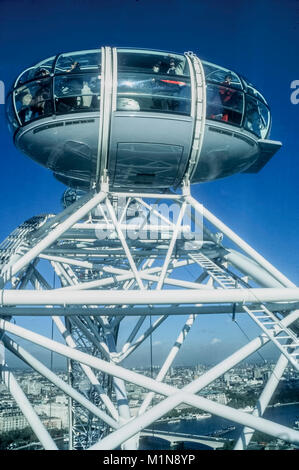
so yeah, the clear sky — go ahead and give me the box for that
[0,0,298,368]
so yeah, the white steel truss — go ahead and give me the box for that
[0,182,298,451]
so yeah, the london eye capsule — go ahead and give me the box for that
[6,47,282,190]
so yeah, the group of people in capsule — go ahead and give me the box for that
[16,56,240,122]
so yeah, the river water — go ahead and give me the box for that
[139,403,299,450]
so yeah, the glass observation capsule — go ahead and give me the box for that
[6,47,282,190]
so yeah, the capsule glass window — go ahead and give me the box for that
[14,78,53,125]
[117,72,191,115]
[244,96,270,138]
[117,50,189,76]
[15,56,55,87]
[6,93,19,133]
[206,83,244,126]
[202,61,242,89]
[54,74,101,114]
[55,50,101,74]
[241,77,268,105]
[117,51,191,115]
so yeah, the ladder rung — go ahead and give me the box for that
[254,315,273,320]
[245,309,266,313]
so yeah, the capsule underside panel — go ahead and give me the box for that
[7,48,279,190]
[109,113,193,188]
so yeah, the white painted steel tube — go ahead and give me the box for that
[89,388,299,450]
[89,310,299,449]
[2,303,297,316]
[156,201,186,290]
[138,313,197,415]
[52,315,118,421]
[28,267,119,421]
[0,343,58,450]
[234,353,289,450]
[5,190,107,279]
[1,287,299,305]
[3,335,119,429]
[105,198,145,290]
[224,249,283,288]
[187,195,295,288]
[1,313,299,449]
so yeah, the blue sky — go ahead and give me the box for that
[0,0,298,368]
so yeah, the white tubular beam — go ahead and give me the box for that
[103,326,136,449]
[105,198,145,290]
[69,316,110,359]
[0,342,58,450]
[157,201,187,290]
[135,197,176,228]
[29,266,119,420]
[224,249,283,288]
[138,272,211,290]
[89,389,299,450]
[186,196,295,288]
[3,303,297,316]
[118,314,169,362]
[52,315,119,421]
[54,262,208,292]
[1,287,299,305]
[61,223,187,233]
[112,192,182,200]
[89,310,299,449]
[122,316,146,354]
[119,197,132,224]
[139,313,197,415]
[2,335,119,430]
[4,190,107,280]
[1,313,299,449]
[39,254,101,271]
[66,347,73,450]
[234,352,289,450]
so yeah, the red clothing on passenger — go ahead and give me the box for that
[219,82,236,103]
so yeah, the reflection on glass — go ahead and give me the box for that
[118,51,189,77]
[15,78,53,124]
[206,83,243,125]
[54,74,101,113]
[244,96,270,138]
[9,51,271,140]
[55,50,101,74]
[6,94,19,132]
[202,61,242,89]
[117,72,191,115]
[16,57,55,87]
[241,77,268,105]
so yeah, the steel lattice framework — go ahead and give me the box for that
[0,181,298,450]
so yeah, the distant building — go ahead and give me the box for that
[23,380,42,396]
[205,393,228,405]
[41,416,62,430]
[223,372,230,385]
[0,407,28,433]
[34,403,68,428]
